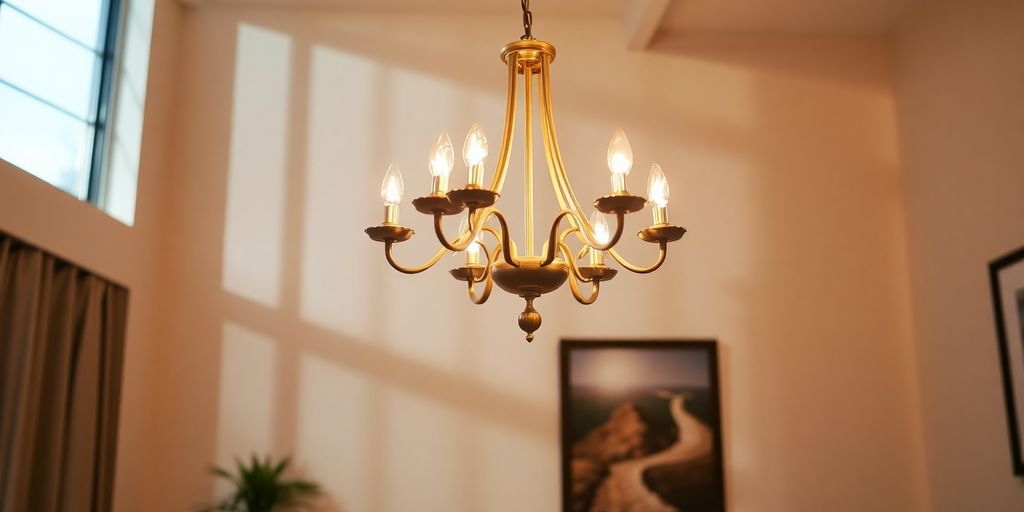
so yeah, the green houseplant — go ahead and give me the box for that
[201,455,320,512]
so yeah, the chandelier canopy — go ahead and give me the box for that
[365,0,687,341]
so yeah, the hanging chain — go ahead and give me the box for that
[521,0,534,40]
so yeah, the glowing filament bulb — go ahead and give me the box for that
[607,128,633,176]
[429,131,454,178]
[381,163,404,206]
[647,163,669,207]
[428,131,455,195]
[463,123,489,167]
[591,211,611,245]
[589,211,610,266]
[459,216,483,265]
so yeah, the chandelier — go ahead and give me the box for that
[365,0,686,341]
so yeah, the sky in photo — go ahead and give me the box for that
[570,346,710,391]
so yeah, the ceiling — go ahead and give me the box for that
[183,0,922,40]
[660,0,921,36]
[181,0,624,17]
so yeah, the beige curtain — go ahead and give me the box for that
[0,233,128,512]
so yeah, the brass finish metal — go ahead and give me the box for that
[365,225,413,243]
[639,225,687,243]
[609,242,668,274]
[524,63,535,256]
[594,194,646,214]
[580,266,618,282]
[413,195,465,216]
[489,58,517,193]
[518,297,542,342]
[450,266,486,282]
[448,188,499,209]
[501,39,556,72]
[540,210,624,266]
[652,205,668,226]
[384,243,447,274]
[492,257,568,298]
[366,33,689,342]
[467,244,499,305]
[384,204,399,224]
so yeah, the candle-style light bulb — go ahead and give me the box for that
[463,123,488,187]
[459,216,482,266]
[428,131,454,195]
[589,211,609,266]
[647,163,670,225]
[380,163,404,224]
[606,128,633,194]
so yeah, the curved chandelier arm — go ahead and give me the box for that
[560,242,600,304]
[540,210,624,266]
[558,241,595,284]
[537,56,604,246]
[384,241,449,275]
[433,209,520,268]
[488,58,518,194]
[467,245,500,305]
[607,242,668,274]
[432,209,489,252]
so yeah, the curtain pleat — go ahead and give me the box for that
[0,234,128,512]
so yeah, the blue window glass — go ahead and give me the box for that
[0,0,120,201]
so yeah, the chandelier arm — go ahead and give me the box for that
[383,241,448,274]
[537,55,601,245]
[607,242,668,274]
[538,61,572,217]
[558,241,595,284]
[560,242,600,304]
[540,210,625,266]
[432,208,491,252]
[435,208,519,267]
[467,244,499,305]
[488,210,521,267]
[488,58,518,194]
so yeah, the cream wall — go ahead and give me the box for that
[150,5,926,511]
[893,0,1024,509]
[0,0,182,509]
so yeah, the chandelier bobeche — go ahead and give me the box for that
[365,1,686,341]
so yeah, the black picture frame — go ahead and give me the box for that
[990,244,1024,475]
[559,339,726,512]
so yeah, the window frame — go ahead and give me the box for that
[0,0,124,204]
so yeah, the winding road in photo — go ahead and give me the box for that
[591,392,713,512]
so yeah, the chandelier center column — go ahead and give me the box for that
[524,63,535,257]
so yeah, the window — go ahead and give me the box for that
[0,0,121,201]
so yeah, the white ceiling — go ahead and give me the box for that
[660,0,921,36]
[183,0,922,38]
[182,0,624,17]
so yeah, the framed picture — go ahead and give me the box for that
[559,339,726,512]
[990,244,1024,475]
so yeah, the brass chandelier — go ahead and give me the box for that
[365,0,686,341]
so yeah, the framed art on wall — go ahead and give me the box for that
[990,244,1024,475]
[559,339,726,512]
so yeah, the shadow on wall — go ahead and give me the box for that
[158,7,922,512]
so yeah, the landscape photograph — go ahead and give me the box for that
[560,341,725,512]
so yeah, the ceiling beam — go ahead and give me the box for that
[624,0,671,50]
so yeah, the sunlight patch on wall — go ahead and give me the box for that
[296,352,372,511]
[298,45,376,340]
[222,24,291,308]
[475,419,559,512]
[382,385,465,511]
[215,322,278,495]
